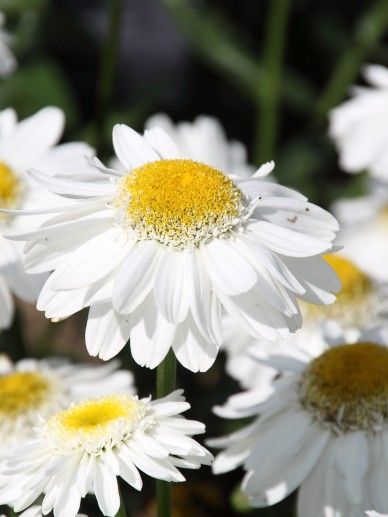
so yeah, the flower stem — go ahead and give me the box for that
[95,0,123,155]
[156,350,177,517]
[254,0,291,164]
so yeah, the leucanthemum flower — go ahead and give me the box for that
[223,251,386,391]
[0,13,16,77]
[329,64,388,180]
[333,181,388,282]
[9,124,339,372]
[0,354,134,449]
[0,390,212,517]
[210,325,388,515]
[0,107,95,329]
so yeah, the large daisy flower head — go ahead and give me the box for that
[0,106,95,329]
[14,123,339,372]
[210,325,388,515]
[0,354,134,449]
[0,389,212,517]
[144,113,255,178]
[329,64,388,180]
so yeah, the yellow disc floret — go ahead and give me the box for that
[46,395,148,454]
[0,371,50,416]
[0,161,20,209]
[114,159,244,247]
[300,343,388,430]
[303,254,374,327]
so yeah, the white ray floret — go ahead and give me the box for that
[210,325,388,516]
[0,354,134,449]
[0,390,212,517]
[9,123,340,372]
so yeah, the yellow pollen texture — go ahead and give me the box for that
[301,343,388,430]
[0,161,20,208]
[56,395,139,435]
[116,159,242,244]
[0,372,49,416]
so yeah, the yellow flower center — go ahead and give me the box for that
[0,161,20,209]
[114,159,243,247]
[46,395,146,454]
[300,343,388,430]
[0,371,50,416]
[303,254,373,326]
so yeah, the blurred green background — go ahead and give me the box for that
[1,0,388,515]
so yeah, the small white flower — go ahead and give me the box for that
[0,13,16,77]
[223,251,385,391]
[0,354,134,449]
[10,124,340,372]
[210,326,388,515]
[333,180,388,281]
[0,390,212,517]
[329,64,388,179]
[0,107,96,330]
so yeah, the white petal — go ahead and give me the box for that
[93,460,120,517]
[112,124,159,170]
[143,127,181,158]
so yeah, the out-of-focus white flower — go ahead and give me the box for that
[145,114,256,178]
[366,512,388,517]
[0,13,16,77]
[0,107,96,329]
[210,325,388,515]
[333,180,388,281]
[223,251,386,390]
[329,64,388,180]
[9,123,340,372]
[0,390,212,517]
[0,354,134,449]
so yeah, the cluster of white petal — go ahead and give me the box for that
[0,390,212,517]
[0,354,134,448]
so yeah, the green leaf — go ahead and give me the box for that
[0,60,79,127]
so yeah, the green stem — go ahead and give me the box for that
[254,0,291,164]
[95,0,124,155]
[156,350,177,517]
[315,0,388,121]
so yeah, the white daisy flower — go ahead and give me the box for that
[0,354,134,449]
[329,64,388,180]
[9,124,339,372]
[0,13,16,77]
[0,390,212,517]
[210,326,388,515]
[333,181,388,281]
[0,106,95,330]
[223,251,385,391]
[144,113,256,178]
